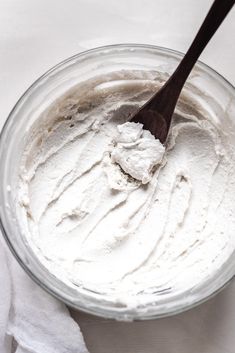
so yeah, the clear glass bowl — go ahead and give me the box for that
[0,44,235,321]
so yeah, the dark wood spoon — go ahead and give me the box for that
[130,0,235,144]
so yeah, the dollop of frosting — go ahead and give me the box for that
[111,122,165,184]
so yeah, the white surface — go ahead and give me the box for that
[1,0,235,352]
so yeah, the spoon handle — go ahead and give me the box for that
[148,0,235,122]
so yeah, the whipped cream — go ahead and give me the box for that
[111,122,165,184]
[17,70,235,307]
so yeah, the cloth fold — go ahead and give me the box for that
[0,236,89,353]
[0,242,11,353]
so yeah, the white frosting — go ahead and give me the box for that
[111,122,165,184]
[17,71,235,307]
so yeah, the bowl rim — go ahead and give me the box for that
[1,43,235,321]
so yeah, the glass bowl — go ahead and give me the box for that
[0,44,235,321]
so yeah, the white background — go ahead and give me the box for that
[1,1,235,352]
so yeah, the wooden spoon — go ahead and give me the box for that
[130,0,235,144]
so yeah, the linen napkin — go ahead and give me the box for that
[0,236,89,353]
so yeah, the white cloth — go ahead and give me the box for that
[0,238,88,353]
[0,243,11,353]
